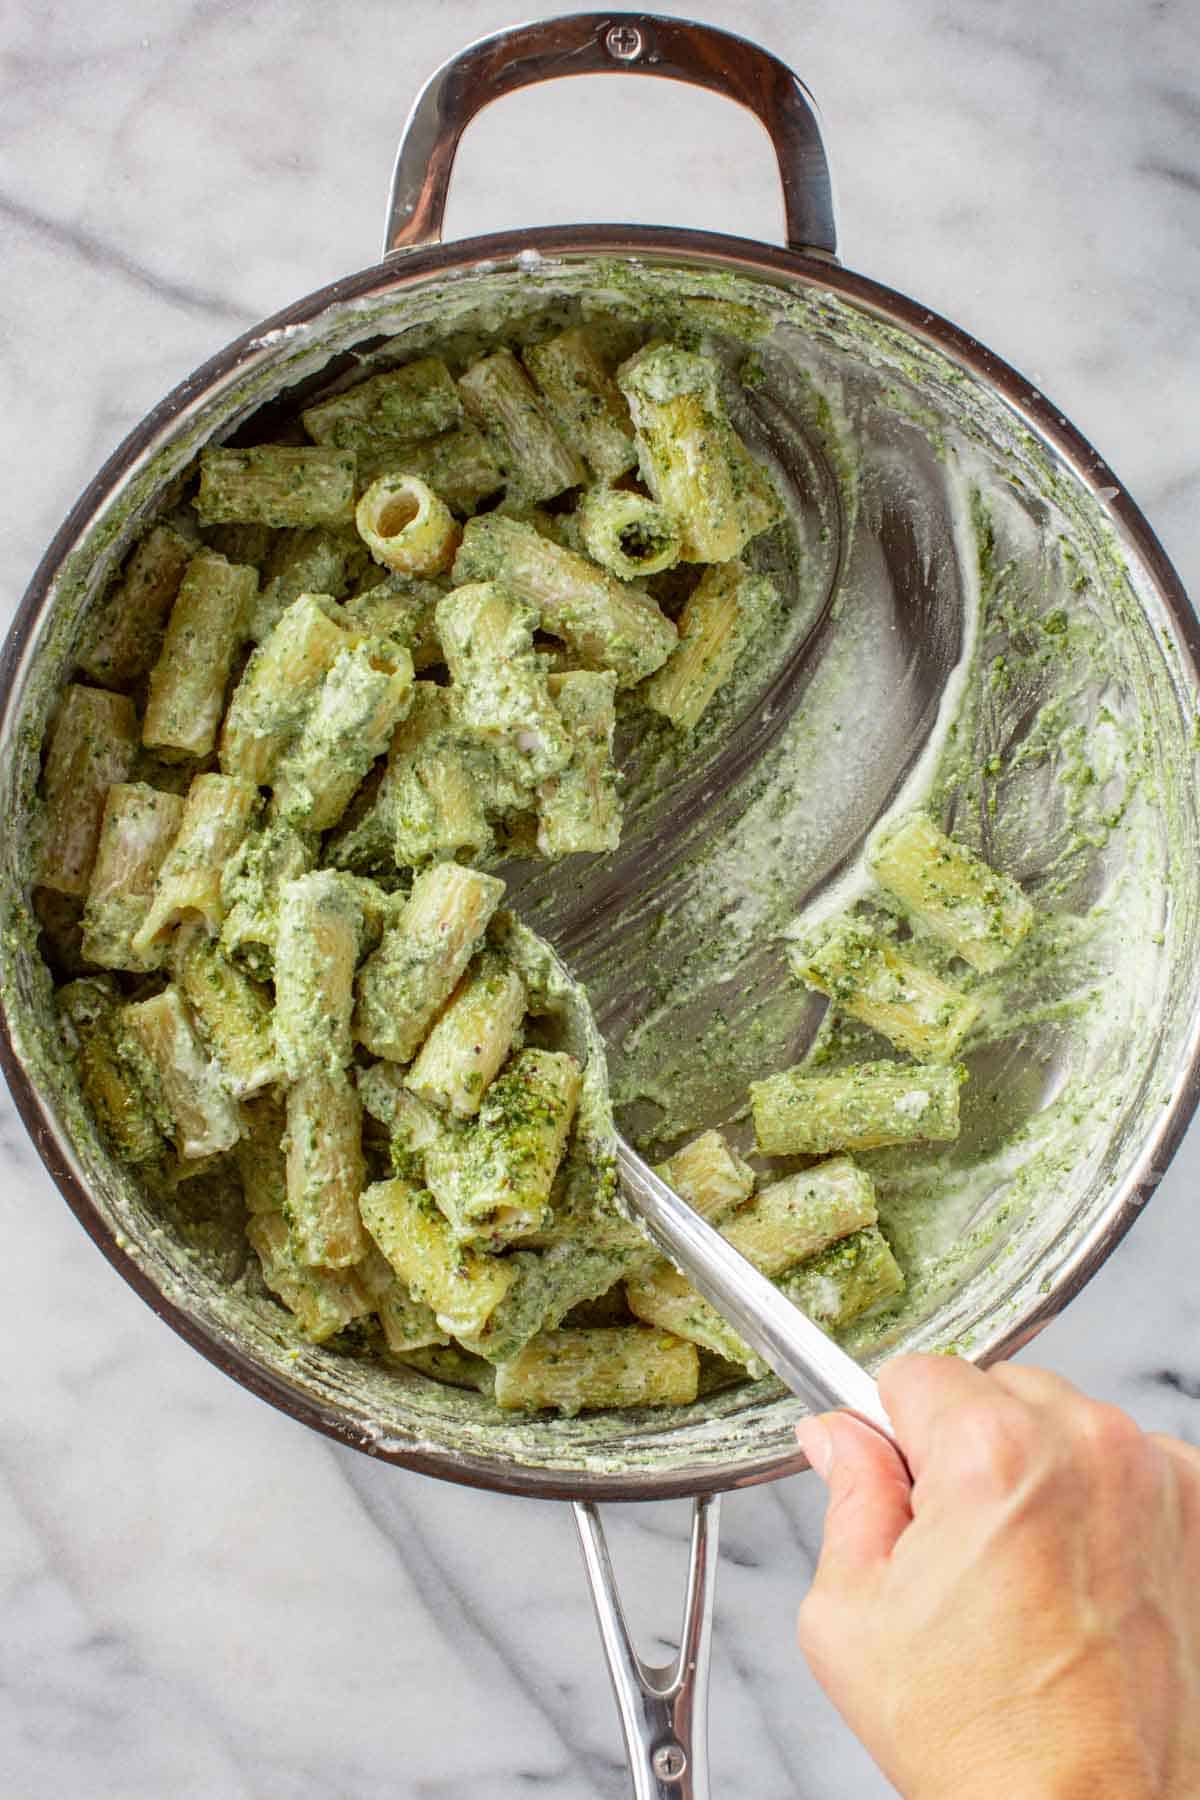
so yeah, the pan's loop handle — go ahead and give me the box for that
[574,1494,721,1800]
[384,12,837,259]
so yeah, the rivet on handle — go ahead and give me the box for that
[652,1743,688,1781]
[604,21,644,60]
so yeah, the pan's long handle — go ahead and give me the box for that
[384,12,836,257]
[617,1138,905,1459]
[574,1494,720,1799]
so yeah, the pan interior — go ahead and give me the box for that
[2,251,1197,1493]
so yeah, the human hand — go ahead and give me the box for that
[794,1355,1200,1800]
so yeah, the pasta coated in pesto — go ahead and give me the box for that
[44,308,940,1417]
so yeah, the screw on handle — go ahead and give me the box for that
[384,12,837,257]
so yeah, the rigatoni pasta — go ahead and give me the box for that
[143,549,255,758]
[42,305,947,1418]
[76,523,192,687]
[354,862,506,1062]
[458,348,584,503]
[522,325,638,482]
[869,811,1034,972]
[196,446,356,528]
[643,560,773,731]
[791,920,982,1062]
[452,513,677,688]
[355,472,459,577]
[751,1058,966,1156]
[618,343,781,563]
[132,774,259,953]
[38,685,139,896]
[81,783,184,970]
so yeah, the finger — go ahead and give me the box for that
[988,1362,1090,1412]
[877,1352,996,1479]
[798,1412,913,1577]
[1149,1431,1200,1481]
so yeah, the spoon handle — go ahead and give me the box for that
[617,1137,904,1456]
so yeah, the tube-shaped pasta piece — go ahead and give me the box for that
[119,986,241,1159]
[132,773,259,953]
[643,561,774,731]
[342,578,443,672]
[425,1048,579,1247]
[376,1284,450,1353]
[38,685,139,896]
[355,473,459,577]
[655,1129,755,1224]
[77,523,193,686]
[751,1057,967,1156]
[273,870,364,1079]
[235,1094,288,1216]
[869,811,1035,973]
[459,1242,648,1364]
[57,978,164,1164]
[220,592,357,782]
[357,425,504,516]
[271,638,414,830]
[791,920,982,1062]
[452,514,676,687]
[173,929,279,1096]
[325,684,489,874]
[436,582,571,783]
[458,348,584,502]
[537,671,621,857]
[619,343,782,562]
[303,357,464,450]
[218,819,314,978]
[577,487,681,581]
[358,1060,439,1134]
[777,1225,905,1332]
[494,1325,698,1415]
[248,526,361,642]
[383,684,490,869]
[81,783,185,971]
[523,326,638,481]
[246,1210,373,1342]
[405,953,526,1117]
[354,863,506,1062]
[423,1056,578,1249]
[285,1069,367,1268]
[624,1265,755,1370]
[195,447,356,528]
[143,550,256,757]
[722,1158,877,1272]
[394,1343,496,1393]
[355,1242,448,1353]
[626,1158,877,1371]
[359,1176,516,1337]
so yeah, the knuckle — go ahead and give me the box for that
[950,1400,1039,1493]
[1074,1399,1144,1466]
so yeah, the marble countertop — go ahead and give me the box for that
[3,3,1198,1795]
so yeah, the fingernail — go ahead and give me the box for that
[795,1419,833,1479]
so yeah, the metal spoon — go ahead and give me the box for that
[616,1135,904,1454]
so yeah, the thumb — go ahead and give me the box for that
[798,1412,913,1578]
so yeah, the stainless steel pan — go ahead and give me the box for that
[3,15,1199,1795]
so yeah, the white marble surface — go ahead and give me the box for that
[2,3,1199,1795]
